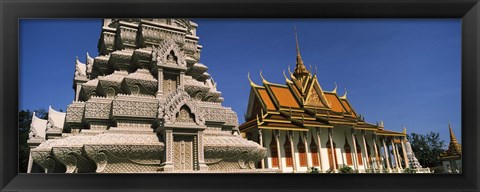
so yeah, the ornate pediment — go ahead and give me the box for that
[160,88,205,126]
[153,39,186,69]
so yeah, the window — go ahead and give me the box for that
[356,140,363,165]
[284,138,293,167]
[270,136,279,168]
[298,140,307,167]
[344,139,353,166]
[310,137,320,166]
[326,139,338,169]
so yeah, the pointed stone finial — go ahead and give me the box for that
[340,88,348,99]
[402,127,407,134]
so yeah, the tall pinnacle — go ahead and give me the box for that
[293,25,309,78]
[446,123,462,155]
[449,123,458,143]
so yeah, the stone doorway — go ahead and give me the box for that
[173,135,197,171]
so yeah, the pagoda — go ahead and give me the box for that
[440,124,462,173]
[27,19,268,173]
[239,28,420,173]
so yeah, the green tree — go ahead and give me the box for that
[407,132,445,168]
[19,109,47,173]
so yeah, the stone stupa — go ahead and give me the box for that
[27,19,270,173]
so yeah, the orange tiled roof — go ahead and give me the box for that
[269,85,300,108]
[324,92,347,113]
[257,88,276,111]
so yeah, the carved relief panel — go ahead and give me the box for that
[163,73,178,96]
[173,135,195,171]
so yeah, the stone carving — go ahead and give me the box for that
[163,75,178,96]
[176,106,195,123]
[112,94,158,119]
[153,39,186,68]
[99,30,116,55]
[75,57,87,77]
[183,39,198,54]
[84,97,112,120]
[161,88,205,125]
[307,87,322,105]
[66,102,85,124]
[140,24,162,45]
[117,26,138,49]
[86,52,94,77]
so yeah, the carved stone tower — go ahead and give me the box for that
[28,19,269,173]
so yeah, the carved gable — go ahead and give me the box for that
[176,106,195,123]
[153,39,186,68]
[304,80,329,107]
[161,89,205,125]
[305,85,325,107]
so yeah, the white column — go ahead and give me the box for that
[390,138,398,172]
[328,129,337,171]
[401,138,410,168]
[259,129,265,169]
[351,130,359,171]
[304,132,311,169]
[27,151,34,173]
[275,130,283,171]
[373,135,381,170]
[382,137,391,172]
[394,141,403,170]
[289,131,297,173]
[361,131,370,170]
[315,128,324,171]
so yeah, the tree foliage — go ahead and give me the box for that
[407,132,445,168]
[19,109,48,173]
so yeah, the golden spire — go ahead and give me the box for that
[442,123,462,157]
[449,123,459,144]
[293,25,309,78]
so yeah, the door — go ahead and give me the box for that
[173,135,194,171]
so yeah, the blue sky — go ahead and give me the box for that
[19,19,461,146]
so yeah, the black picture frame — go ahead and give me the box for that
[1,0,479,192]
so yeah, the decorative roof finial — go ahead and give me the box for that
[259,70,270,84]
[247,72,260,87]
[283,70,293,83]
[287,65,295,79]
[331,82,338,94]
[340,88,348,99]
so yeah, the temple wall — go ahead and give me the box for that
[259,125,397,173]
